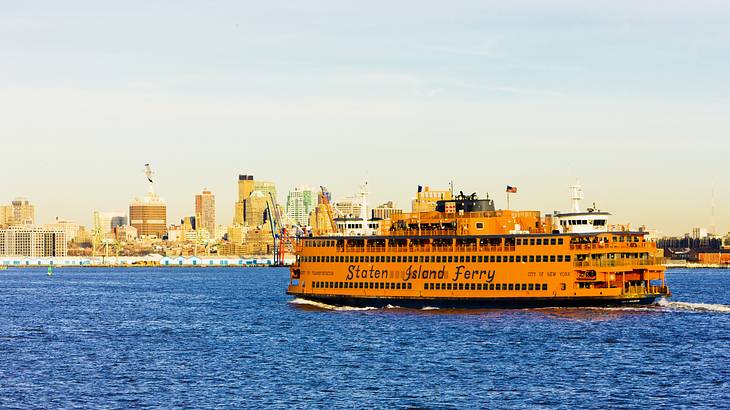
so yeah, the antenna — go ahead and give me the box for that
[711,186,716,236]
[569,181,583,213]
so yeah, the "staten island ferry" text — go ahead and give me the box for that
[346,264,496,283]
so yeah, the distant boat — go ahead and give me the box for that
[47,266,53,276]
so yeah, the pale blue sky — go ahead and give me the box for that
[1,1,728,235]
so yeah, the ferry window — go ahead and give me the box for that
[436,256,441,263]
[521,284,527,290]
[435,283,441,290]
[550,255,556,262]
[558,238,564,245]
[330,282,334,288]
[448,256,453,263]
[476,283,481,290]
[536,256,542,262]
[478,256,483,263]
[542,284,548,290]
[536,239,542,245]
[379,282,384,289]
[557,255,564,262]
[529,256,535,262]
[458,283,464,290]
[490,256,496,263]
[476,222,484,229]
[508,284,514,290]
[497,256,502,262]
[407,283,412,290]
[543,255,548,262]
[528,284,534,291]
[425,256,431,263]
[459,256,465,263]
[470,283,476,290]
[550,239,556,245]
[530,239,535,245]
[408,256,413,263]
[509,256,515,263]
[490,284,495,290]
[374,256,380,263]
[566,255,571,262]
[423,283,428,290]
[397,256,402,263]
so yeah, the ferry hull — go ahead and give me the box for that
[288,293,664,310]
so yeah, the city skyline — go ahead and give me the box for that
[1,1,729,235]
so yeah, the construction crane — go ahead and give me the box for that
[320,186,338,235]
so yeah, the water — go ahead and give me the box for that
[1,267,728,408]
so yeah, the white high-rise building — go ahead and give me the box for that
[285,186,317,227]
[44,218,81,243]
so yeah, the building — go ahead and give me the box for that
[286,186,316,227]
[2,198,36,226]
[195,189,216,236]
[411,186,453,213]
[234,174,278,227]
[43,218,81,243]
[93,211,127,235]
[333,197,362,218]
[0,226,67,257]
[129,191,167,238]
[691,227,709,239]
[371,201,403,220]
[113,225,138,242]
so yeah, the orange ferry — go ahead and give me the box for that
[287,184,670,309]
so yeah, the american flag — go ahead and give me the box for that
[506,186,518,193]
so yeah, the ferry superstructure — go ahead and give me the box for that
[287,184,669,309]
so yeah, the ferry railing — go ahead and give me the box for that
[573,257,664,268]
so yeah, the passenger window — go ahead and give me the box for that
[448,256,453,263]
[497,256,502,263]
[478,256,483,263]
[550,239,556,245]
[566,255,571,262]
[529,255,535,262]
[490,256,496,263]
[496,284,501,290]
[542,284,548,291]
[537,239,542,245]
[476,283,482,290]
[530,239,535,245]
[490,284,495,290]
[558,238,564,245]
[528,284,534,290]
[557,255,563,262]
[536,256,542,262]
[550,255,556,262]
[508,284,514,290]
[509,256,515,263]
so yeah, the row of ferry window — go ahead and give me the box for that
[312,281,548,291]
[424,282,548,291]
[314,281,413,290]
[304,238,564,247]
[515,238,563,246]
[301,254,572,263]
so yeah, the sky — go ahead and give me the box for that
[1,0,728,236]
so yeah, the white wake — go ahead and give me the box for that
[288,298,377,311]
[657,298,730,314]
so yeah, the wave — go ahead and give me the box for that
[657,298,730,314]
[421,306,440,311]
[288,298,377,311]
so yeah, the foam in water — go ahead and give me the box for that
[657,298,730,314]
[421,306,440,311]
[289,298,377,311]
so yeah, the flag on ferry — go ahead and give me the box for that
[506,186,518,193]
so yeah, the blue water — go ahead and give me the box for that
[1,268,728,408]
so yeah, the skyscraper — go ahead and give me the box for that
[195,189,216,236]
[234,174,277,227]
[286,186,316,227]
[129,165,167,238]
[129,193,167,238]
